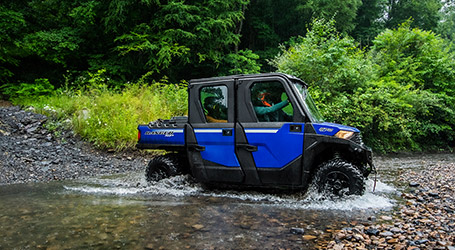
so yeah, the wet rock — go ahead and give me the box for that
[302,235,317,241]
[290,227,305,235]
[332,156,455,250]
[365,228,379,236]
[387,238,398,244]
[379,231,394,237]
[409,182,420,187]
[380,215,393,221]
[353,234,364,241]
[192,224,204,230]
[332,243,344,250]
[428,192,439,198]
[335,232,346,240]
[415,239,429,245]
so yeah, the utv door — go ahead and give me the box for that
[186,79,244,183]
[236,76,306,186]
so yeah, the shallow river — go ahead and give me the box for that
[1,154,453,249]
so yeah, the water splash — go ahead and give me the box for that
[64,172,396,211]
[64,173,203,197]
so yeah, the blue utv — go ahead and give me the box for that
[137,73,374,196]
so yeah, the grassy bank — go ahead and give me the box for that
[15,78,188,151]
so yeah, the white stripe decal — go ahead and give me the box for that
[245,129,279,134]
[194,129,223,133]
[151,129,183,133]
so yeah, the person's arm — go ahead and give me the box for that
[254,100,289,115]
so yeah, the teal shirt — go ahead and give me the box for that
[254,100,289,115]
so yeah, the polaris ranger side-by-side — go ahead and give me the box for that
[137,73,374,196]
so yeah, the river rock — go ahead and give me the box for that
[365,228,379,236]
[302,235,317,240]
[192,224,204,230]
[380,216,393,221]
[379,231,394,237]
[290,227,305,235]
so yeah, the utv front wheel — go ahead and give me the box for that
[313,159,365,197]
[145,155,179,182]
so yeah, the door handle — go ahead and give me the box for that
[237,144,258,152]
[190,145,206,152]
[290,124,302,132]
[222,129,233,136]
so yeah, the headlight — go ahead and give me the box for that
[334,130,354,140]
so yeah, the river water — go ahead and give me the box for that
[2,154,452,249]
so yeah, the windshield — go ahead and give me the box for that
[292,82,324,122]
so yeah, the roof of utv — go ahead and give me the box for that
[189,73,307,86]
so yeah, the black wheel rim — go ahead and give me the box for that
[325,171,350,196]
[148,165,168,181]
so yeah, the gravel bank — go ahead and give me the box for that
[0,106,147,185]
[324,156,455,250]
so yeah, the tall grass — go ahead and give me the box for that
[16,77,188,151]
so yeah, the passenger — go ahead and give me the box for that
[203,96,228,123]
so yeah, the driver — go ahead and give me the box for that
[253,90,291,122]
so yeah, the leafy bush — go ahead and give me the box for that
[1,78,54,100]
[17,72,188,151]
[272,19,373,102]
[369,21,455,151]
[273,18,455,152]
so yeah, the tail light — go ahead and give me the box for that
[138,130,141,141]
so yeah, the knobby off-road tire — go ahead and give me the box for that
[145,154,182,182]
[313,159,365,197]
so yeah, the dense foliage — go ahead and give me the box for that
[274,20,455,152]
[2,0,455,152]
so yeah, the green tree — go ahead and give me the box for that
[0,6,25,83]
[219,49,261,75]
[385,0,442,31]
[239,0,308,70]
[351,0,387,47]
[437,1,455,41]
[298,0,362,33]
[115,0,249,80]
[371,21,455,95]
[0,0,109,86]
[1,0,254,86]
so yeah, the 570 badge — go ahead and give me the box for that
[145,130,175,137]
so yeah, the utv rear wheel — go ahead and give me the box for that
[145,154,180,182]
[313,159,365,197]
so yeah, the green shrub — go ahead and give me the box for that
[273,18,455,152]
[1,78,54,100]
[369,21,455,151]
[272,19,374,103]
[16,73,188,151]
[70,79,187,150]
